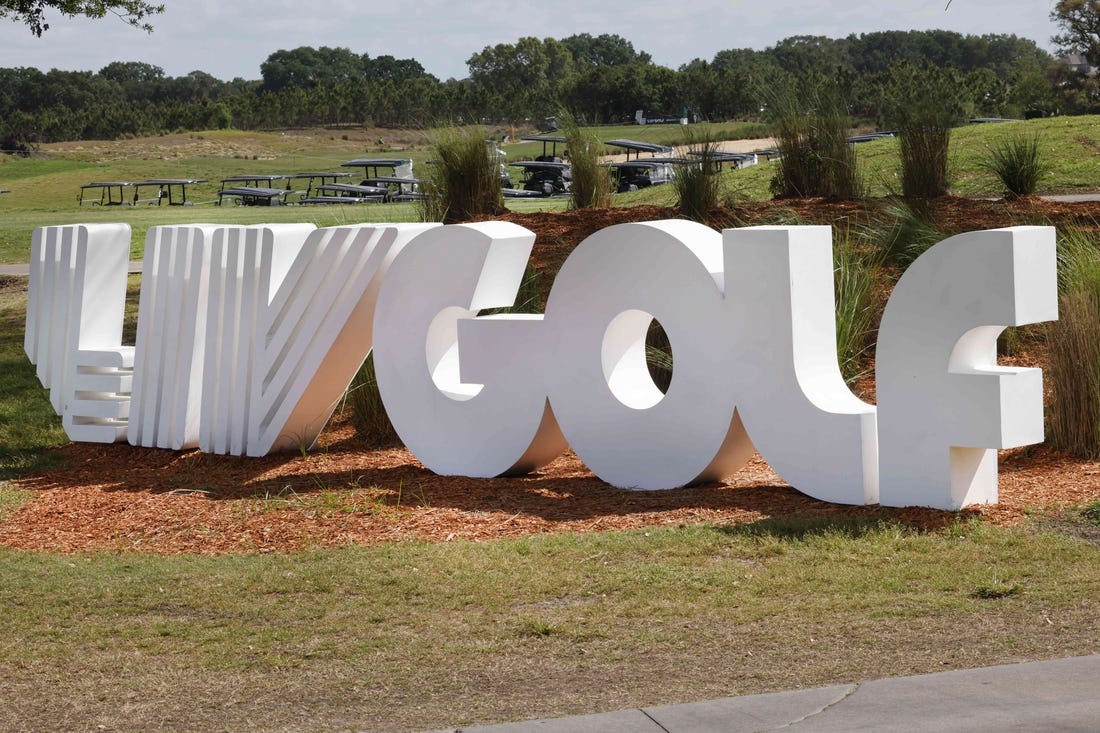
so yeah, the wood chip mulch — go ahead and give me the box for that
[2,415,1097,556]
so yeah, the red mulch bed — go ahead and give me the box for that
[3,420,1097,556]
[3,197,1100,555]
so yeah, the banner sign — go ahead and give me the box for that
[23,220,1057,510]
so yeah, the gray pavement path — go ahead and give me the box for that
[452,654,1100,732]
[1039,193,1100,203]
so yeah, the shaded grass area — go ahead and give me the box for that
[0,520,1096,731]
[0,278,65,480]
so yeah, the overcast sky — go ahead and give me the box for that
[0,0,1064,81]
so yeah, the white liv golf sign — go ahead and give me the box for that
[24,219,1057,511]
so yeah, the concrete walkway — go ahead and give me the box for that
[1037,193,1100,203]
[452,655,1100,732]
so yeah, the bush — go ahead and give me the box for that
[980,130,1048,197]
[766,76,862,200]
[674,127,723,222]
[418,127,505,224]
[1046,289,1100,458]
[897,124,952,198]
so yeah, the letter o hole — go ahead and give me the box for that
[603,310,670,409]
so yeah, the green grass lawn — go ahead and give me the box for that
[4,116,1100,263]
[622,115,1100,206]
[0,518,1097,730]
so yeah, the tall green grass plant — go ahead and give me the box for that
[345,352,400,447]
[560,114,613,210]
[883,62,969,199]
[766,77,862,200]
[674,127,723,222]
[419,127,505,223]
[864,198,948,270]
[980,131,1049,197]
[833,229,884,385]
[1046,225,1100,458]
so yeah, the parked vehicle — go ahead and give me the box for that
[606,160,676,192]
[505,161,571,197]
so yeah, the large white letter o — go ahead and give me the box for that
[543,220,753,489]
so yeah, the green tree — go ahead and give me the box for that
[1008,66,1058,117]
[364,55,433,83]
[0,0,163,35]
[710,48,779,119]
[560,33,650,67]
[260,46,362,93]
[1052,0,1100,66]
[677,59,717,119]
[767,35,850,77]
[965,67,1009,117]
[467,37,574,120]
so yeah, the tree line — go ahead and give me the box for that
[0,29,1094,148]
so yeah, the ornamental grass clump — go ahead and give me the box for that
[561,114,613,210]
[646,320,673,394]
[767,77,862,200]
[980,131,1048,197]
[419,127,505,224]
[867,198,949,271]
[832,228,884,386]
[1046,225,1100,458]
[883,61,968,199]
[674,127,723,222]
[346,352,400,447]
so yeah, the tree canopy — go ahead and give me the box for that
[0,29,1082,146]
[1052,0,1100,66]
[0,0,163,35]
